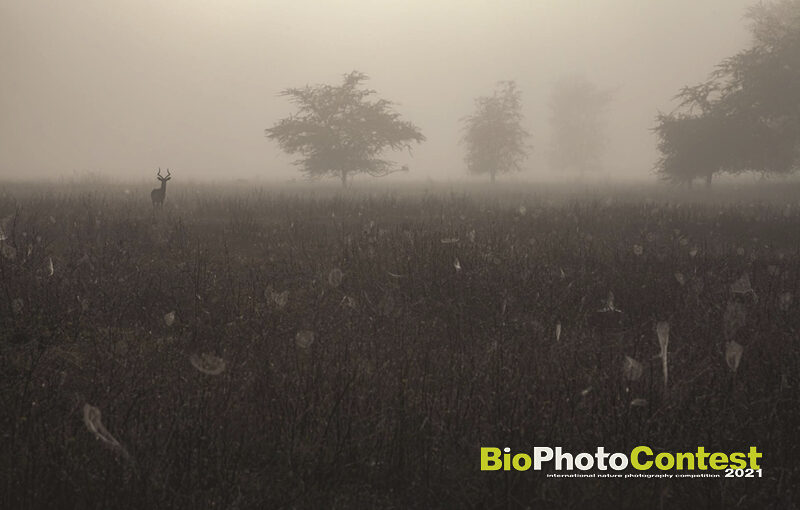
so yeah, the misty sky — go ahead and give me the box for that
[0,0,755,181]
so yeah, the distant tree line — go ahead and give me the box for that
[265,0,798,188]
[265,71,611,186]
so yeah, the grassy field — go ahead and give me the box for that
[1,180,799,509]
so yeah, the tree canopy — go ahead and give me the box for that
[655,0,800,186]
[461,81,530,182]
[547,75,613,177]
[265,71,425,186]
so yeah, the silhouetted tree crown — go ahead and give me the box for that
[461,81,530,183]
[655,0,800,186]
[265,71,425,186]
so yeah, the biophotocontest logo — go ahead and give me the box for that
[481,446,763,478]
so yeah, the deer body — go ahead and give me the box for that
[151,168,171,207]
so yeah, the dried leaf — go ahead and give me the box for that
[295,330,315,349]
[656,321,670,353]
[164,311,176,327]
[327,268,343,288]
[725,341,743,372]
[623,355,643,381]
[730,273,754,295]
[270,289,289,308]
[82,404,130,461]
[656,322,669,387]
[189,353,226,375]
[341,295,357,309]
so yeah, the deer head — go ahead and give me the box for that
[156,168,171,183]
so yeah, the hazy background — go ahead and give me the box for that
[0,0,755,182]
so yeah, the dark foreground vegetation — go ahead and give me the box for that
[1,180,799,509]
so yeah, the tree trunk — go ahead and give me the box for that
[687,179,693,190]
[341,170,348,188]
[705,173,713,189]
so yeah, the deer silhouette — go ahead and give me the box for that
[151,168,171,208]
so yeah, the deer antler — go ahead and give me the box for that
[157,167,163,177]
[165,168,171,178]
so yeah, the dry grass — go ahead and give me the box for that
[1,181,798,508]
